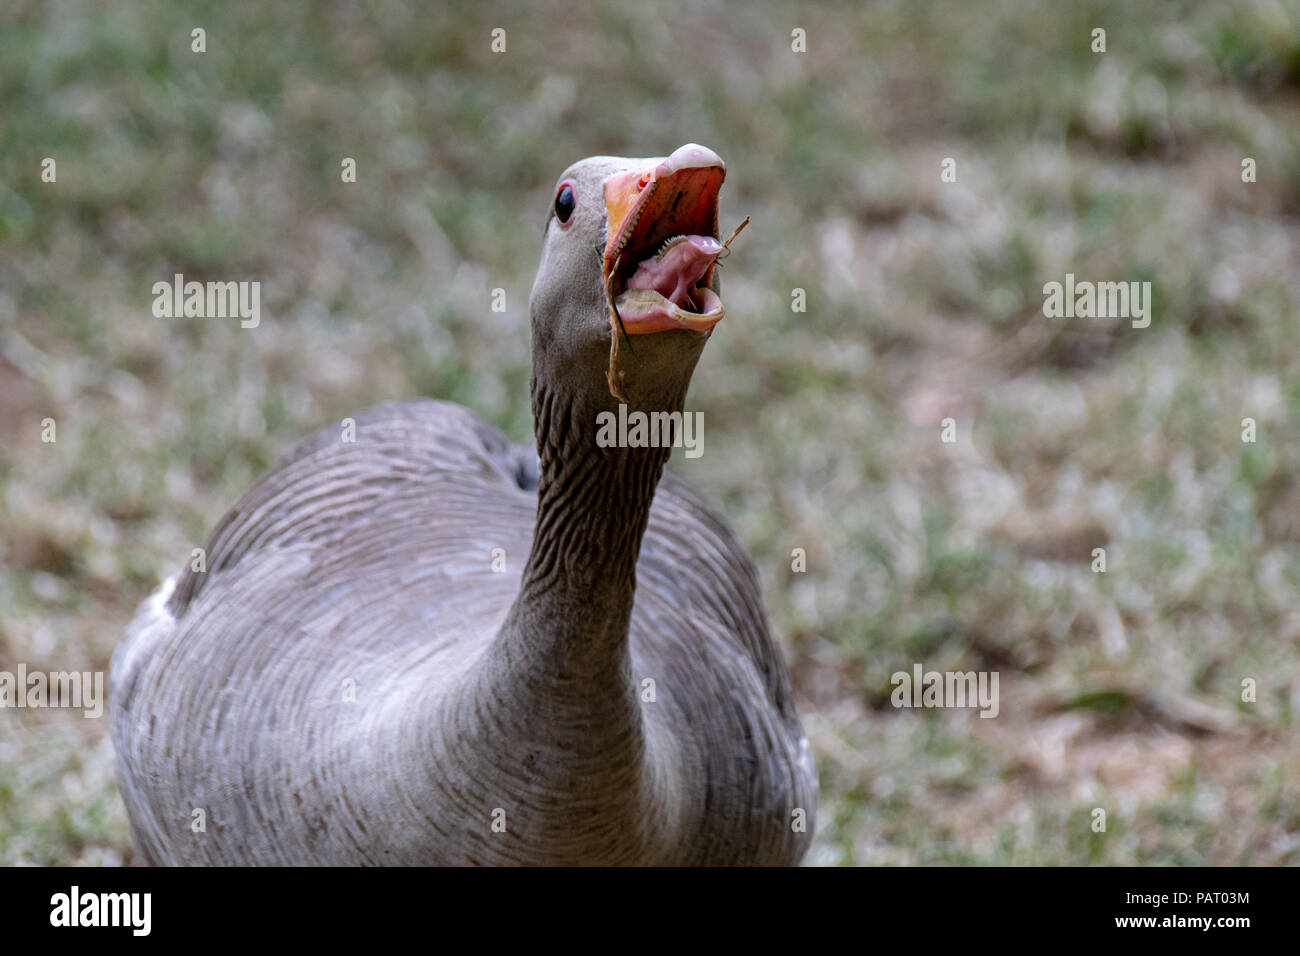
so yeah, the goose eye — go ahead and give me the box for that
[554,183,575,225]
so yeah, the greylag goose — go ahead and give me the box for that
[111,143,816,865]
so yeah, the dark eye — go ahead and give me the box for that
[554,182,575,225]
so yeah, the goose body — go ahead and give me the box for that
[111,145,815,865]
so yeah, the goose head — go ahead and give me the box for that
[529,144,728,414]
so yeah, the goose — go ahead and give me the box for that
[111,143,816,865]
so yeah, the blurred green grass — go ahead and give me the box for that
[1,0,1298,865]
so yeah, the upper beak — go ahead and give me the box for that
[602,143,726,278]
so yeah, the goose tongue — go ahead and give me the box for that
[624,235,723,310]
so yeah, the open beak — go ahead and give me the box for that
[602,144,727,334]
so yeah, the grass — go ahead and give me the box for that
[1,0,1298,865]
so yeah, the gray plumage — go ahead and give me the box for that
[111,146,815,865]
